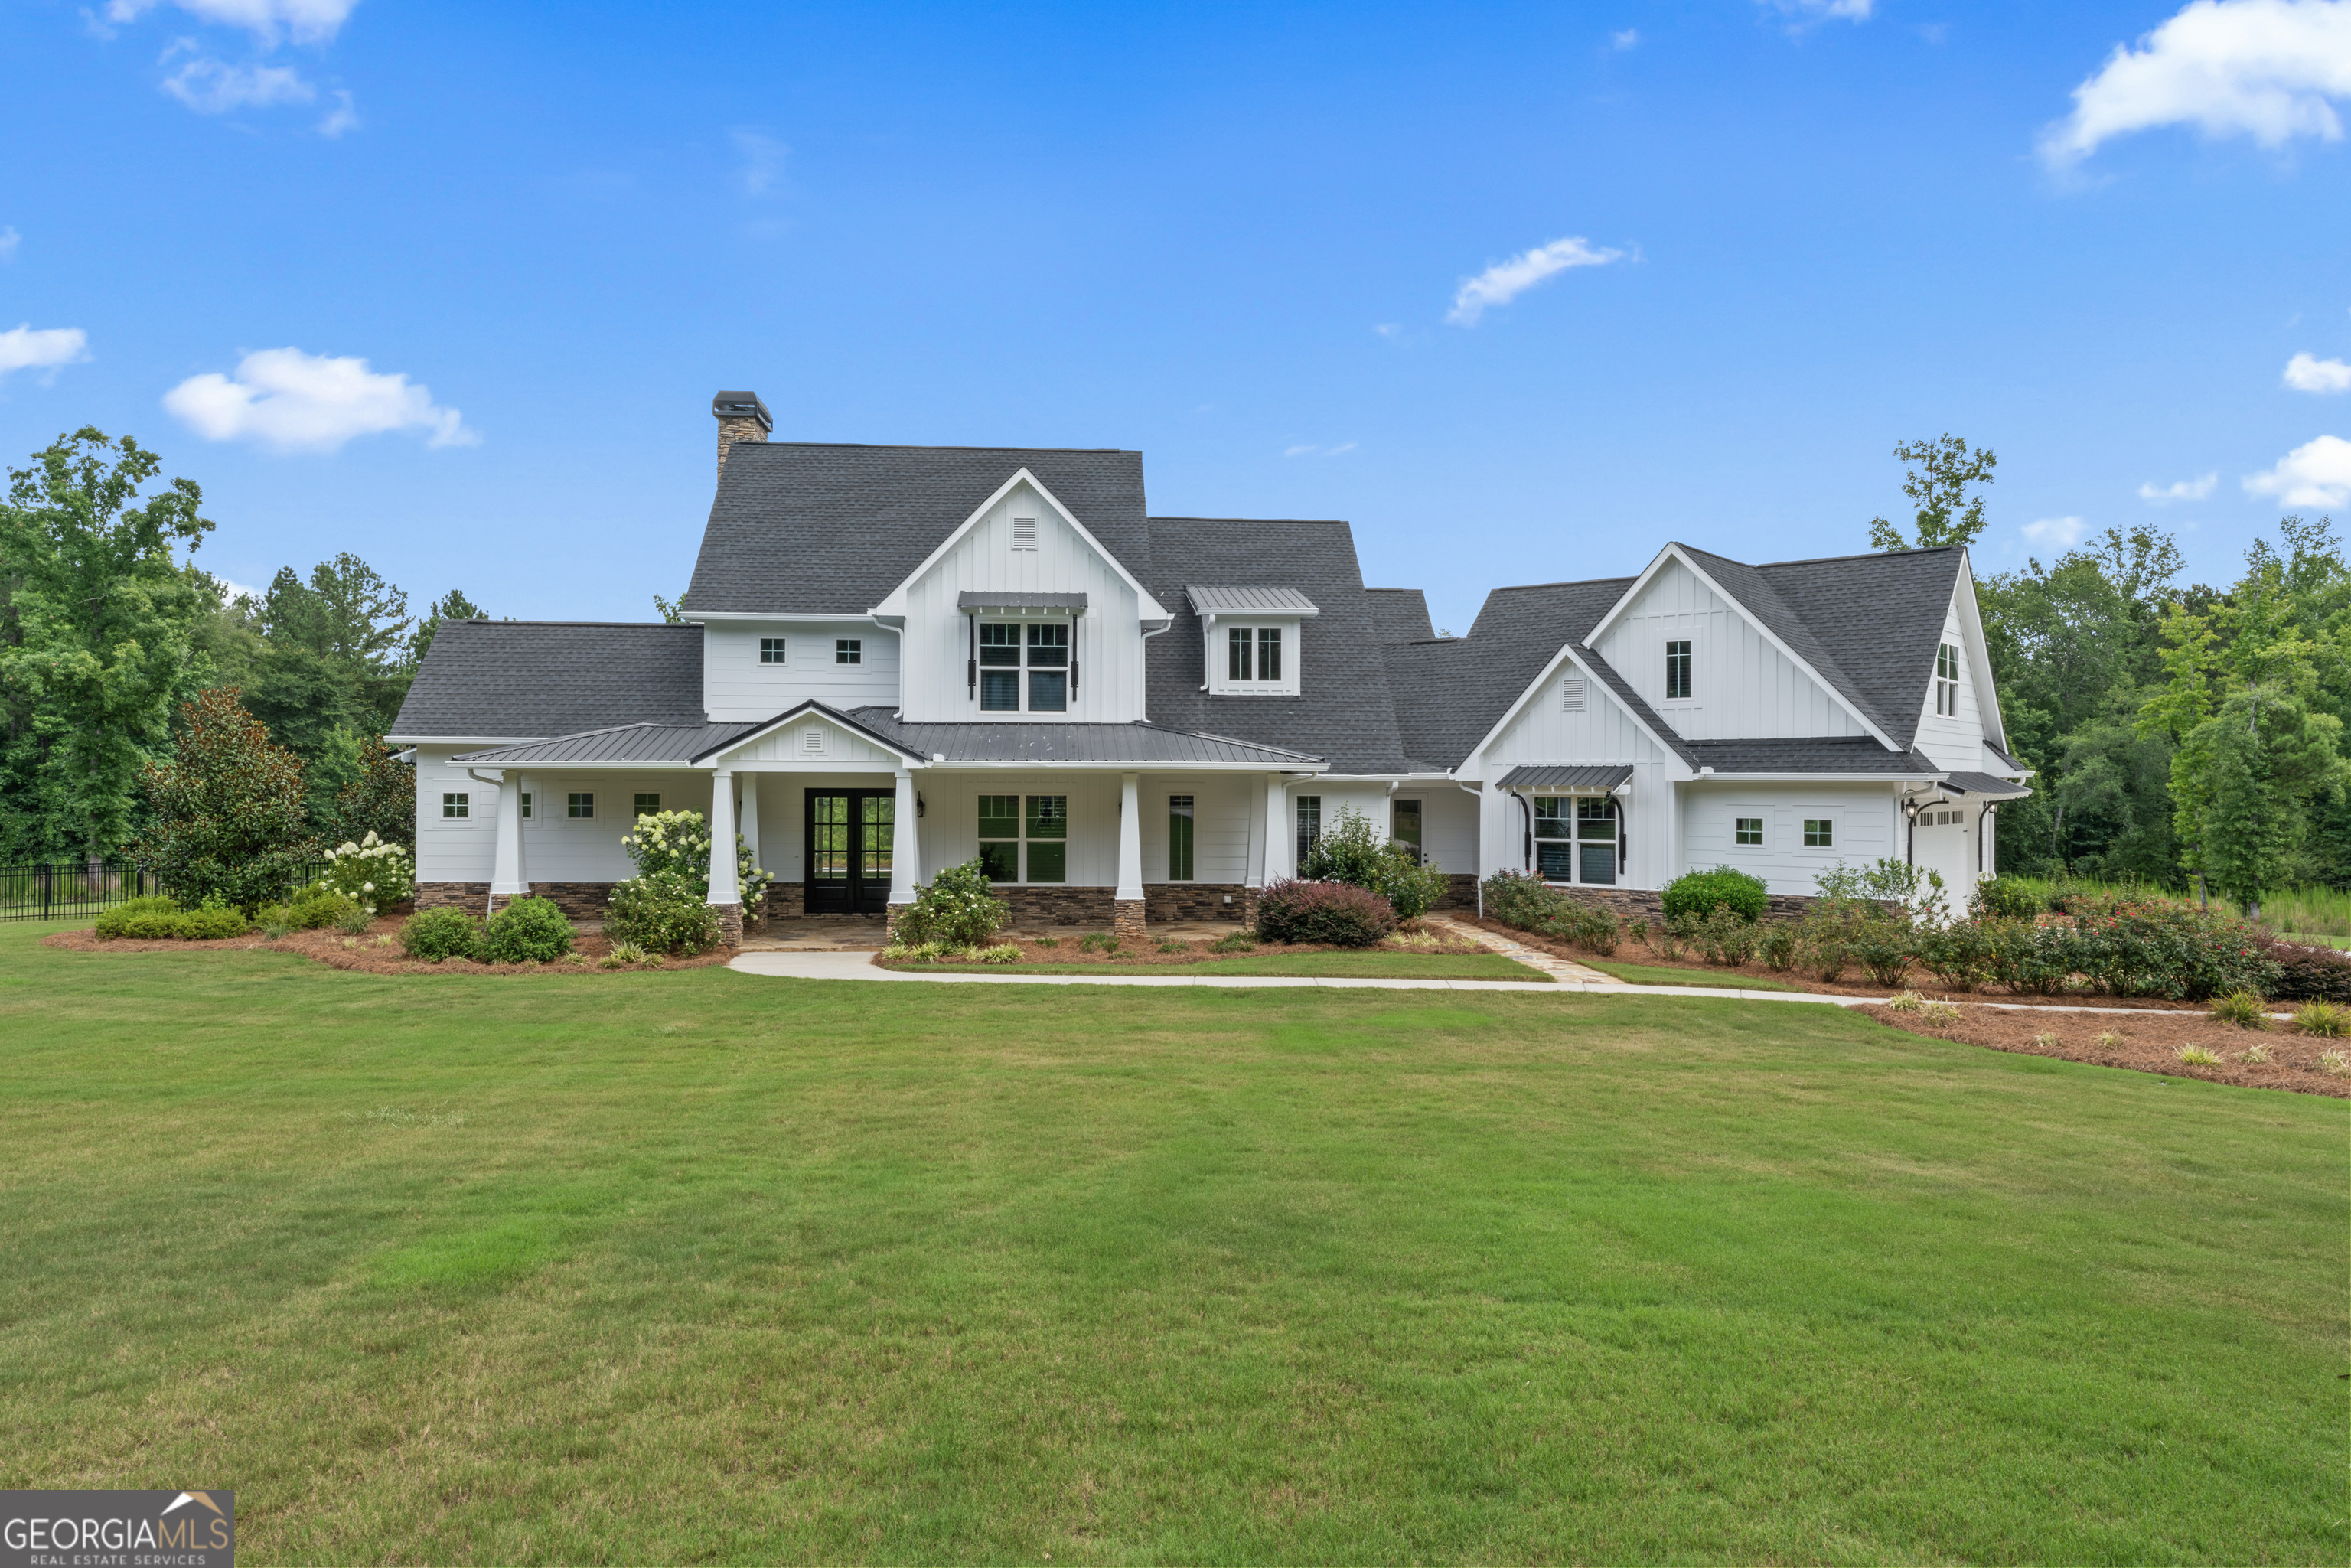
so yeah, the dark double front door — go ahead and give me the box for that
[807,791,895,914]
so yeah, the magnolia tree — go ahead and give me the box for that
[137,686,315,910]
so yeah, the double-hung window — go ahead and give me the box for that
[1935,642,1961,716]
[520,792,533,820]
[1227,626,1282,682]
[977,794,1068,883]
[1295,795,1321,867]
[979,624,1022,710]
[1665,639,1692,701]
[1532,797,1619,884]
[1027,624,1068,711]
[1169,795,1195,881]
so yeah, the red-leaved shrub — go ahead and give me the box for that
[1255,879,1397,947]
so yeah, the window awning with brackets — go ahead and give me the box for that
[1498,764,1635,791]
[1924,770,2033,801]
[957,592,1087,612]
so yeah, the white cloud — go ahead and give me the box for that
[317,88,357,136]
[1766,0,1874,21]
[163,347,475,453]
[2023,515,2089,548]
[733,130,787,197]
[2040,0,2351,166]
[0,324,91,379]
[2137,471,2218,502]
[2284,350,2351,391]
[1612,28,1640,48]
[163,57,314,112]
[106,0,360,46]
[1446,236,1625,326]
[2243,432,2351,506]
[0,227,18,262]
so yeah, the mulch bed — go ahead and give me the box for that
[1858,1002,2349,1098]
[41,918,732,976]
[882,925,1495,970]
[1466,914,2210,1010]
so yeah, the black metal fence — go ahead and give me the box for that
[0,858,334,922]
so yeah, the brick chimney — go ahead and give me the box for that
[712,390,772,481]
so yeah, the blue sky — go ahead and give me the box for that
[2,0,2347,636]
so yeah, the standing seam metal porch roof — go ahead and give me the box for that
[1496,764,1635,790]
[846,709,1326,767]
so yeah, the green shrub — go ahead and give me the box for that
[399,906,482,963]
[605,940,649,967]
[605,871,722,956]
[1978,916,2072,994]
[1848,916,1916,987]
[1971,876,2042,919]
[1759,924,1798,971]
[2066,903,2278,1000]
[2177,1045,2223,1066]
[1661,867,1768,924]
[96,895,183,940]
[1687,907,1758,966]
[2207,990,2268,1029]
[1304,806,1451,919]
[1209,928,1258,954]
[174,899,252,940]
[975,944,1021,964]
[896,859,1010,947]
[1256,879,1397,947]
[1080,932,1120,954]
[2255,936,2351,1004]
[480,896,575,963]
[1916,921,1991,991]
[256,904,294,939]
[286,885,359,930]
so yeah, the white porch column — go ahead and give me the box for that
[888,768,920,909]
[739,775,761,869]
[1263,774,1289,882]
[1114,771,1145,938]
[707,769,742,945]
[489,770,527,904]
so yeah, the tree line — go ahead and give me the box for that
[0,428,486,862]
[1870,436,2350,914]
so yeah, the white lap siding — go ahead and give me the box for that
[1680,782,1901,896]
[1139,774,1257,886]
[703,621,901,723]
[1407,786,1479,878]
[519,772,712,884]
[414,745,496,883]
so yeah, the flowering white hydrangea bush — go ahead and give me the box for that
[318,831,414,914]
[618,808,771,924]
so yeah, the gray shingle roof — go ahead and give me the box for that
[1387,578,1697,772]
[1684,738,1944,774]
[682,442,1149,614]
[1140,518,1414,775]
[847,709,1323,767]
[390,621,707,741]
[1749,546,1966,751]
[1364,587,1435,644]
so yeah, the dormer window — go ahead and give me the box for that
[1935,642,1961,716]
[1228,627,1282,683]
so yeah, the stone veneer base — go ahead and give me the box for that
[1111,899,1146,940]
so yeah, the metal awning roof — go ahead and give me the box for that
[1498,764,1635,791]
[1184,585,1321,616]
[1931,770,2034,800]
[957,592,1087,611]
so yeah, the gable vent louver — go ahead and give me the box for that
[801,726,827,755]
[1560,676,1586,712]
[1011,515,1038,551]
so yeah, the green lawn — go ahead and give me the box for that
[1586,957,1807,991]
[904,950,1548,980]
[2,921,2342,1563]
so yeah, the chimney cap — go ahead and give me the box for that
[712,391,772,433]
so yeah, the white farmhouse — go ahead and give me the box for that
[390,392,2031,941]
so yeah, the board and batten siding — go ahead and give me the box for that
[703,622,899,723]
[1680,782,1901,896]
[1593,558,1864,742]
[1910,588,1986,772]
[1472,660,1674,888]
[897,480,1149,725]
